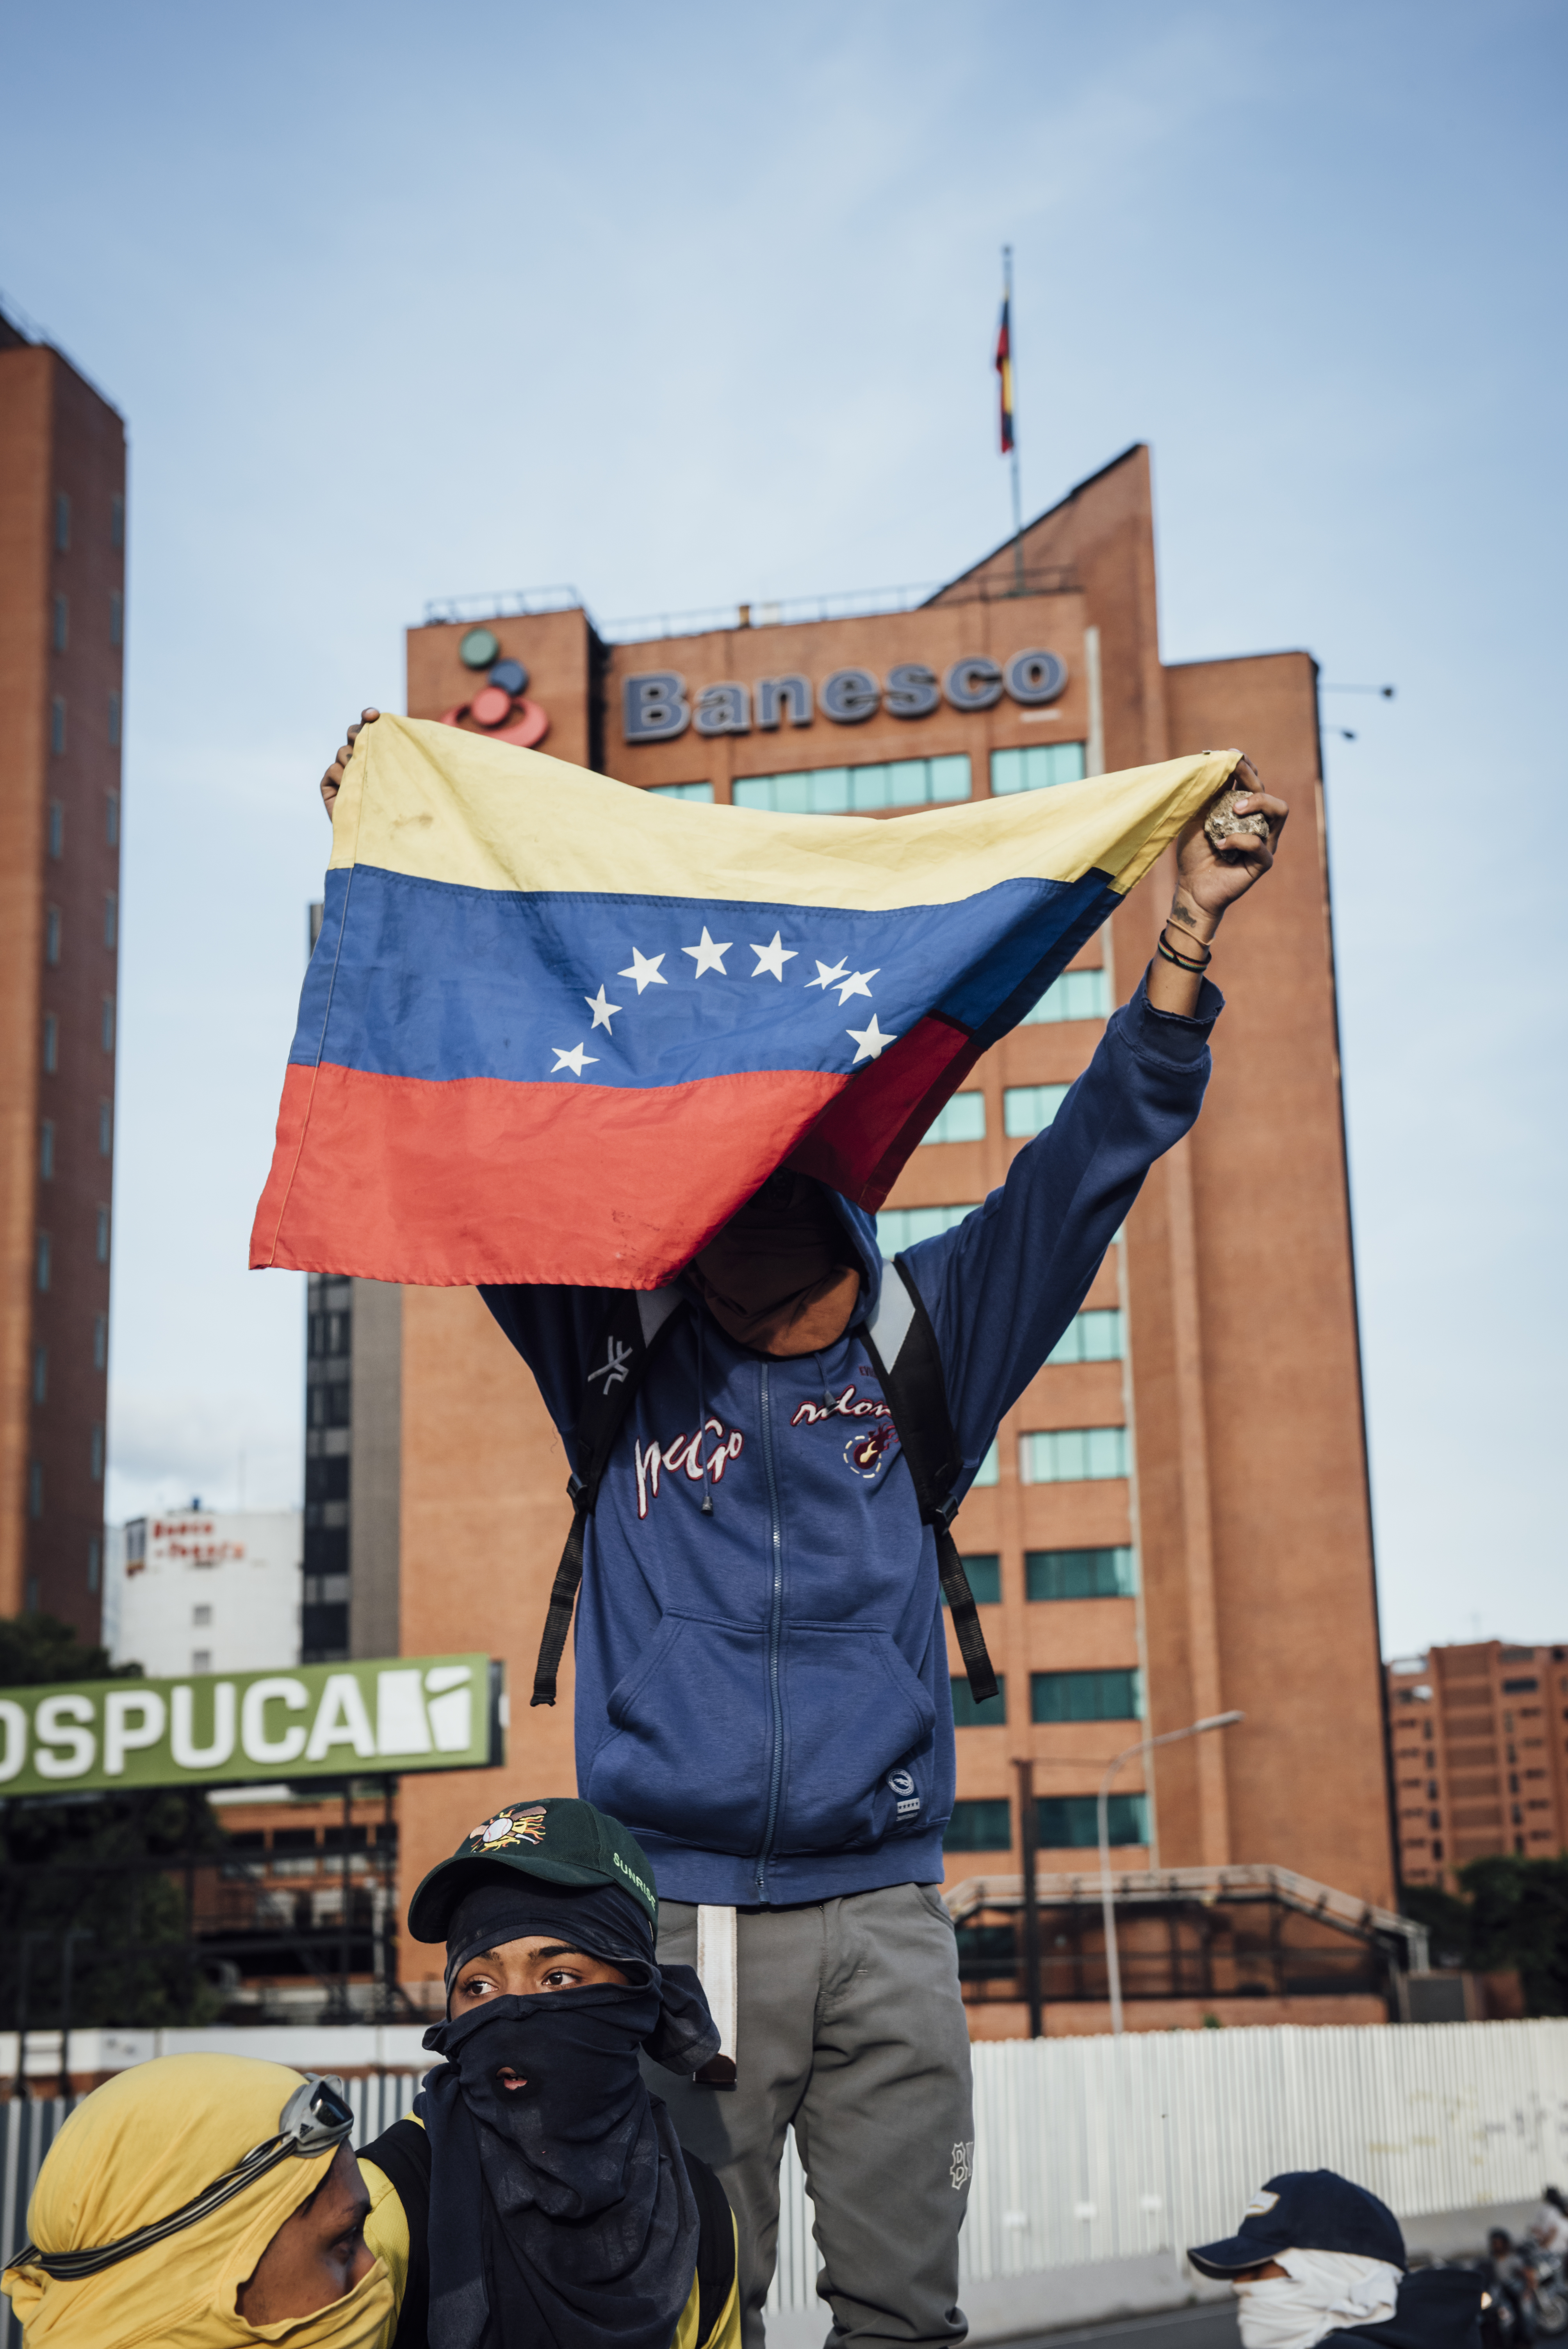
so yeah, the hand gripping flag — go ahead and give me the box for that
[250,718,1242,1289]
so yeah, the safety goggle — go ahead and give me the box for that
[13,2074,356,2281]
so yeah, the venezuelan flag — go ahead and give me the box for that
[996,292,1015,454]
[250,720,1240,1289]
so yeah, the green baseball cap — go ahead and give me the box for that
[406,1795,659,1943]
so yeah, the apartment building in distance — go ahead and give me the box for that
[0,306,125,1636]
[1388,1641,1568,1889]
[299,443,1397,2028]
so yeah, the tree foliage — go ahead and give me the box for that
[1404,1855,1568,2016]
[0,1614,225,2028]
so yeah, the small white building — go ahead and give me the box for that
[104,1508,302,1679]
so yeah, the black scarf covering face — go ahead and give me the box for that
[419,1881,720,2349]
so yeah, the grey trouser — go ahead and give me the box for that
[643,1883,974,2349]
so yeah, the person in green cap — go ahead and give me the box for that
[358,1795,739,2349]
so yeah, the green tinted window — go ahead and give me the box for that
[647,781,714,800]
[876,1203,979,1251]
[1037,1792,1147,1849]
[1030,1668,1142,1723]
[951,1673,1006,1727]
[991,741,1087,795]
[943,1553,1000,1606]
[734,754,970,813]
[1026,1547,1137,1600]
[1046,1309,1124,1365]
[971,1438,1000,1488]
[1019,1426,1128,1483]
[1021,966,1110,1023]
[921,1093,985,1145]
[944,1798,1012,1852]
[1003,1084,1069,1138]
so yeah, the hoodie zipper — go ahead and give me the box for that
[756,1359,786,1899]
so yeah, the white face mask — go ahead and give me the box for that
[1234,2249,1402,2349]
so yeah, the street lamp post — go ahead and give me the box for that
[1098,1711,1244,2037]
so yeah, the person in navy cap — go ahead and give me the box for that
[1188,2171,1484,2349]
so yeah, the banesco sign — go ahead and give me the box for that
[623,647,1068,743]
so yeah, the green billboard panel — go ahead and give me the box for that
[0,1653,502,1798]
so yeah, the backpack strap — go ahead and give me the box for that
[359,2116,431,2349]
[531,1287,686,1708]
[864,1255,998,1706]
[680,2148,739,2348]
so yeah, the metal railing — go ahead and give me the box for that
[3,2019,1560,2326]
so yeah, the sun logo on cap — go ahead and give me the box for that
[468,1803,548,1852]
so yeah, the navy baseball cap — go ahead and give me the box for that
[1188,2172,1406,2277]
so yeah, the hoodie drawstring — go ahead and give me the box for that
[697,1312,715,1515]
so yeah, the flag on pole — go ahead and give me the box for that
[250,718,1240,1291]
[995,290,1015,454]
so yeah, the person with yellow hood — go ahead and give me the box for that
[0,2053,393,2349]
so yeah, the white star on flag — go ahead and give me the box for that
[750,932,797,981]
[618,948,667,994]
[552,1043,599,1076]
[585,985,621,1032]
[836,968,879,1005]
[683,927,732,976]
[807,957,850,991]
[846,1015,896,1064]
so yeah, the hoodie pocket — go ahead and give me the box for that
[772,1625,938,1856]
[585,1615,772,1856]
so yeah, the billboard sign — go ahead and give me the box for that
[0,1653,502,1798]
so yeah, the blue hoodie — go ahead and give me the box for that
[481,974,1221,1907]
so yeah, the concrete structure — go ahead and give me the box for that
[1388,1640,1568,1888]
[345,443,1391,2025]
[0,307,125,1635]
[103,1506,302,1677]
[302,1271,401,1663]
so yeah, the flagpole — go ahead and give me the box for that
[1004,244,1024,595]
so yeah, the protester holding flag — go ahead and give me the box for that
[291,711,1285,2349]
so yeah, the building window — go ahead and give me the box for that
[192,1650,212,1674]
[41,1013,58,1074]
[951,1674,1007,1727]
[101,996,115,1052]
[1046,1308,1124,1365]
[875,1202,979,1252]
[27,1461,43,1519]
[1022,965,1110,1024]
[90,1424,104,1481]
[1502,1676,1538,1693]
[1432,1839,1444,1861]
[103,892,118,949]
[110,590,123,647]
[39,1121,55,1181]
[1027,1546,1137,1600]
[921,1092,985,1146]
[45,905,61,965]
[1019,1425,1129,1483]
[943,1553,1000,1605]
[93,1312,107,1370]
[98,1099,112,1155]
[54,491,70,551]
[31,1347,47,1405]
[111,493,124,551]
[734,754,971,814]
[1039,1791,1148,1850]
[107,693,121,749]
[48,802,64,858]
[50,697,66,756]
[36,1232,51,1292]
[106,790,119,848]
[944,1798,1012,1852]
[971,1437,1000,1487]
[991,742,1087,796]
[1004,1083,1070,1138]
[1032,1668,1143,1723]
[646,781,714,800]
[95,1205,110,1262]
[87,1538,101,1595]
[52,593,68,652]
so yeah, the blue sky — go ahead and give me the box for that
[2,0,1562,1656]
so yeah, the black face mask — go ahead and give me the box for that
[419,1885,718,2349]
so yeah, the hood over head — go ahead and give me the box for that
[686,1172,882,1356]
